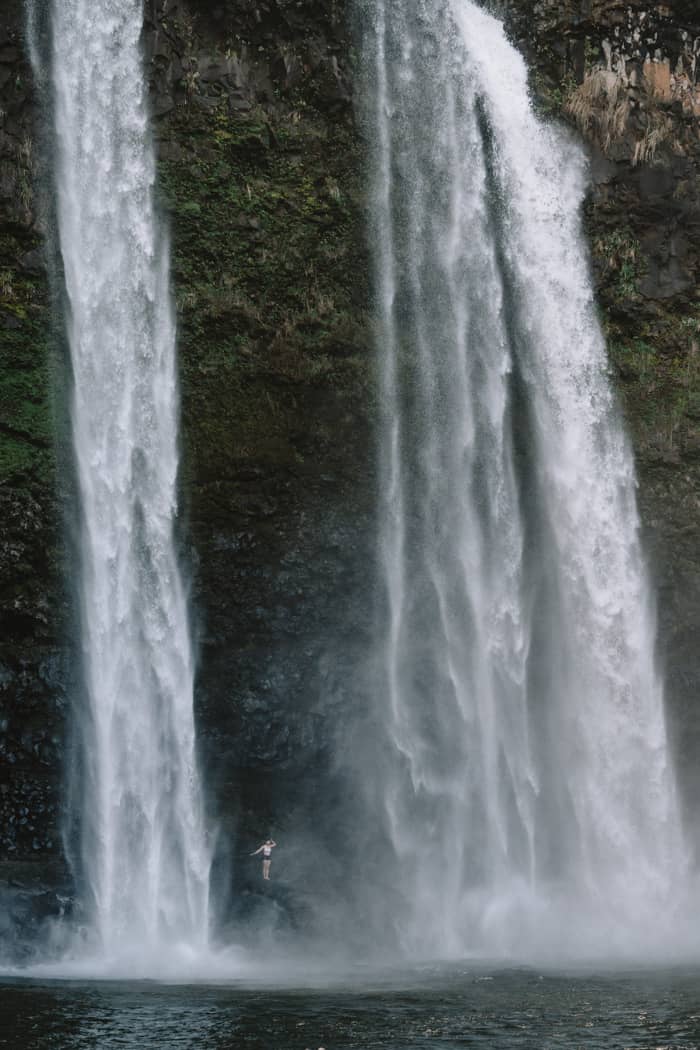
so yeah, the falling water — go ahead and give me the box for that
[362,0,687,958]
[48,0,210,957]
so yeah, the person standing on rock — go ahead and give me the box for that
[251,838,277,880]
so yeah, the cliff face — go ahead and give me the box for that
[0,0,68,911]
[145,0,374,909]
[0,0,698,940]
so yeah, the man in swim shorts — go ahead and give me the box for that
[250,838,277,880]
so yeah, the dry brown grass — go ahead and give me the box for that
[566,68,675,166]
[0,269,15,301]
[566,70,630,149]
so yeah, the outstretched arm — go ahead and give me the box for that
[250,845,264,856]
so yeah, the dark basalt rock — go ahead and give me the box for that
[0,863,74,963]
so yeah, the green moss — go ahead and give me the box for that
[0,235,53,484]
[177,200,203,217]
[609,338,657,381]
[531,68,577,117]
[595,228,646,302]
[607,309,700,456]
[156,99,370,494]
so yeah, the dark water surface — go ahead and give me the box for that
[2,966,700,1049]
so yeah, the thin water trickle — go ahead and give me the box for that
[48,0,210,956]
[362,0,688,957]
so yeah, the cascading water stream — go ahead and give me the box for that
[362,0,688,958]
[47,0,210,959]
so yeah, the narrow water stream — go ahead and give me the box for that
[48,0,210,956]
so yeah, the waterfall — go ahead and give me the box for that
[362,0,687,958]
[48,0,210,957]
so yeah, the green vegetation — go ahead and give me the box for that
[595,229,645,302]
[531,68,576,117]
[607,313,700,456]
[609,337,657,382]
[0,237,53,483]
[157,97,370,489]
